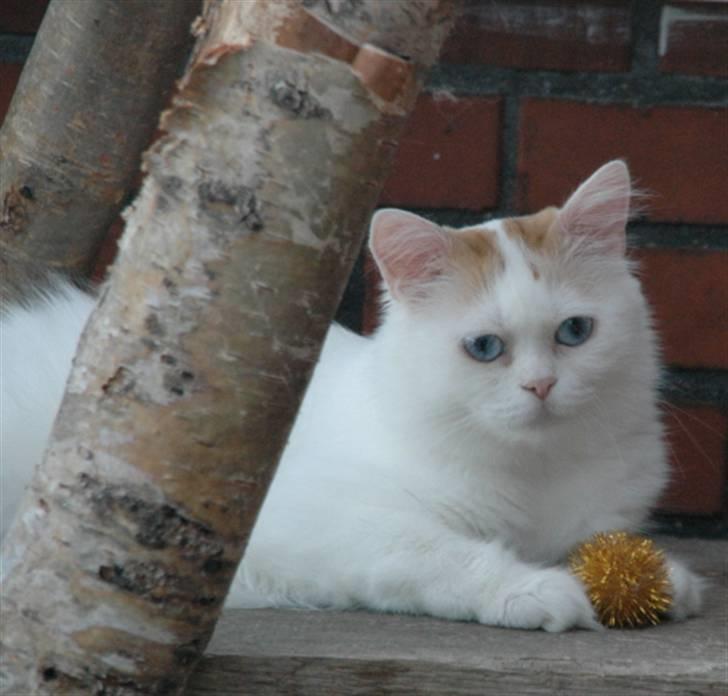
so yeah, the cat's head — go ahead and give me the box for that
[369,160,657,444]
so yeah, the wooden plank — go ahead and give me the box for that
[188,537,728,695]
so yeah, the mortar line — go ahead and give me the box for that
[427,65,728,109]
[630,0,663,78]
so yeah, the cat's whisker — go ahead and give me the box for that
[657,402,721,474]
[661,435,687,482]
[656,399,727,439]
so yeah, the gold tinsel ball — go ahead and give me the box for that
[569,531,672,628]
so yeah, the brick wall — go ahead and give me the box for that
[1,1,726,526]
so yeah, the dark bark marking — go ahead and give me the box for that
[198,180,263,231]
[145,313,165,337]
[42,666,58,681]
[162,363,195,397]
[78,446,95,461]
[201,558,223,574]
[77,474,225,562]
[161,277,178,296]
[97,561,220,607]
[140,337,159,352]
[200,557,237,576]
[270,80,330,119]
[98,561,167,596]
[160,176,183,198]
[173,641,201,667]
[1,187,30,234]
[162,373,186,397]
[101,367,136,397]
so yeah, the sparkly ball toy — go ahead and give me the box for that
[569,531,672,628]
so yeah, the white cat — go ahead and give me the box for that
[0,161,704,631]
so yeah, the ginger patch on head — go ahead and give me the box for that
[504,207,560,254]
[503,207,561,279]
[446,226,503,295]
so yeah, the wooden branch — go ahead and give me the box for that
[0,0,457,693]
[0,0,200,300]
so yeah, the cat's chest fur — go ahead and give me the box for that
[394,436,626,566]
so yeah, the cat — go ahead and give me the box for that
[231,159,704,629]
[0,160,704,631]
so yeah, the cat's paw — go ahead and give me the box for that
[495,567,601,632]
[665,556,705,621]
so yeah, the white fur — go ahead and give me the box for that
[0,283,95,537]
[0,162,705,631]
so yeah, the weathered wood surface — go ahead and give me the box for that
[189,537,728,694]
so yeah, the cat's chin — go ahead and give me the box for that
[476,403,571,446]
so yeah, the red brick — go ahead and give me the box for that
[0,0,49,33]
[442,0,631,72]
[633,249,728,369]
[379,94,501,211]
[517,99,728,224]
[659,2,728,77]
[91,218,125,283]
[0,63,23,125]
[659,405,727,515]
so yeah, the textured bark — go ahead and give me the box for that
[0,1,457,693]
[0,0,200,302]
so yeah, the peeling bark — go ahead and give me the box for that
[0,0,200,302]
[0,0,457,693]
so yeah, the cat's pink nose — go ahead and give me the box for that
[521,377,557,400]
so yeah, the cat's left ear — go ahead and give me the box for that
[556,160,631,255]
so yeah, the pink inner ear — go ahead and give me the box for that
[557,160,631,255]
[369,209,450,299]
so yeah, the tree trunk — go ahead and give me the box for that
[0,0,200,303]
[0,1,457,693]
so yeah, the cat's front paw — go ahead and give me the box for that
[665,556,705,621]
[496,568,601,632]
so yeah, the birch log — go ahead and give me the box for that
[0,1,457,693]
[0,0,200,301]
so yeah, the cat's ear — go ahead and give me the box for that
[369,209,450,301]
[556,160,631,255]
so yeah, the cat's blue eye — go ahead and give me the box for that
[463,335,505,362]
[555,316,594,347]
